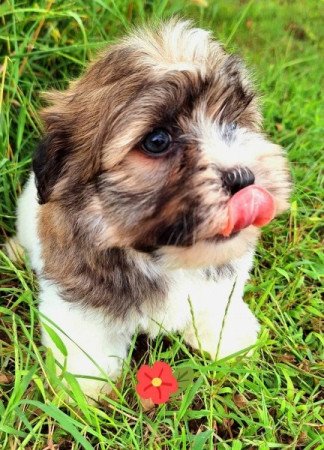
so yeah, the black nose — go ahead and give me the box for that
[222,167,255,195]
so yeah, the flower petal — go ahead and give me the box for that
[150,385,172,404]
[162,379,178,394]
[136,364,153,383]
[136,383,156,400]
[153,361,173,379]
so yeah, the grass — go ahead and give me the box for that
[0,0,323,448]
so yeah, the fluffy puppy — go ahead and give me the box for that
[15,20,291,399]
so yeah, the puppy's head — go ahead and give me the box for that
[34,20,291,268]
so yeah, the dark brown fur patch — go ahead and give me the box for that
[39,203,168,318]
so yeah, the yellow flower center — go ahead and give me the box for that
[152,377,162,387]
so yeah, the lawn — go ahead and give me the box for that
[0,0,323,448]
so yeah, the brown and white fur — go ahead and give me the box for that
[14,20,291,399]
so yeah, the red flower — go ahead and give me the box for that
[136,361,178,405]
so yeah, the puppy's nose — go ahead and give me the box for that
[222,167,255,195]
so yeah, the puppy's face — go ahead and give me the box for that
[35,21,291,268]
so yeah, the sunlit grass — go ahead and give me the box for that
[0,0,323,448]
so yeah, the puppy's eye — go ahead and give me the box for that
[229,122,237,131]
[141,128,171,155]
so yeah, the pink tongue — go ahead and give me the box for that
[220,186,276,237]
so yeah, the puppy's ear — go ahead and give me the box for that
[32,128,71,204]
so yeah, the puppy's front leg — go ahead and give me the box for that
[39,280,129,400]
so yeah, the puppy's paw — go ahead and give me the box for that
[51,357,122,405]
[4,237,25,263]
[52,371,116,406]
[184,300,260,360]
[74,377,115,404]
[210,317,260,360]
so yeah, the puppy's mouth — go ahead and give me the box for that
[135,186,276,252]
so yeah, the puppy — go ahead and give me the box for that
[15,20,291,399]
